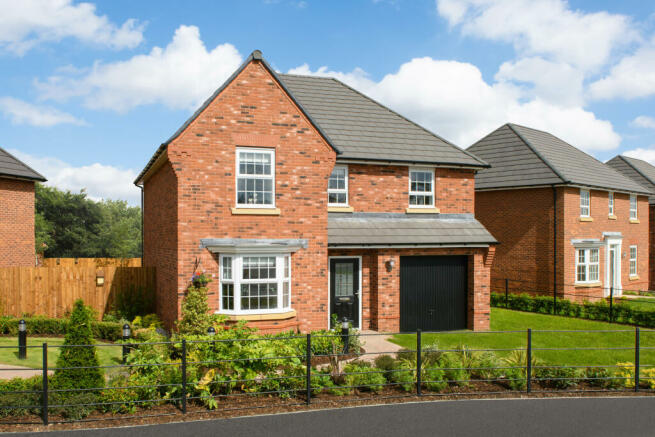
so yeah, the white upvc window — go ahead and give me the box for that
[576,248,599,283]
[630,245,637,276]
[328,165,348,206]
[219,254,291,314]
[409,168,434,207]
[630,194,638,219]
[236,148,275,207]
[580,189,590,217]
[608,192,614,216]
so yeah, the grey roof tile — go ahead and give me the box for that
[607,155,655,203]
[0,147,46,181]
[467,124,651,194]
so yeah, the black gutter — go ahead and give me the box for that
[140,185,144,261]
[553,185,557,312]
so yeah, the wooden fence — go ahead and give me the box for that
[0,266,155,318]
[40,258,142,267]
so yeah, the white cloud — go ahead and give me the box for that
[624,147,655,165]
[35,25,243,112]
[436,0,636,72]
[0,0,144,55]
[632,116,655,129]
[9,150,140,204]
[291,57,621,151]
[0,97,85,126]
[589,41,655,100]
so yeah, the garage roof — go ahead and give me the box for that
[328,213,497,247]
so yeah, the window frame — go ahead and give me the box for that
[408,167,435,208]
[327,165,349,206]
[219,253,292,315]
[630,245,637,276]
[580,189,590,217]
[575,247,600,284]
[630,194,638,219]
[608,191,614,216]
[235,147,276,209]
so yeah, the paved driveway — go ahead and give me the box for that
[11,397,655,437]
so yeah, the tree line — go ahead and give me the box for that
[36,184,142,258]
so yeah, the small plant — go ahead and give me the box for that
[176,285,215,335]
[343,361,386,393]
[534,366,580,389]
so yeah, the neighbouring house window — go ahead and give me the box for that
[630,246,637,276]
[630,194,637,219]
[236,148,275,207]
[328,166,348,206]
[608,192,614,216]
[580,189,590,217]
[220,254,291,313]
[576,248,599,283]
[409,168,434,207]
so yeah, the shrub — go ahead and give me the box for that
[534,366,580,389]
[438,352,470,386]
[0,316,124,341]
[176,285,215,335]
[0,376,41,418]
[374,354,396,379]
[99,374,139,414]
[389,359,415,392]
[615,362,635,388]
[108,285,155,322]
[343,361,386,393]
[49,392,97,420]
[585,367,622,389]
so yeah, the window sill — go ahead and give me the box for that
[630,218,640,224]
[215,310,296,321]
[231,207,281,215]
[328,206,354,213]
[406,207,440,214]
[579,216,593,222]
[574,282,602,288]
[608,215,617,220]
[629,275,640,281]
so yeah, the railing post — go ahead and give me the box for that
[306,333,311,405]
[505,279,509,308]
[635,327,640,392]
[416,329,422,396]
[42,343,48,426]
[181,339,187,414]
[609,286,614,323]
[526,329,532,394]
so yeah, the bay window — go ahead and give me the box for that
[576,248,599,283]
[236,148,275,207]
[409,168,434,207]
[220,254,291,313]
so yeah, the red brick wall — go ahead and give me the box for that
[0,178,35,267]
[347,165,474,213]
[651,204,655,291]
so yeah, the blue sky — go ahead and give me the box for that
[0,0,654,204]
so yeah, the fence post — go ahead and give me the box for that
[416,329,422,396]
[306,333,311,405]
[505,279,509,308]
[526,329,532,394]
[42,343,48,426]
[609,286,614,323]
[181,339,187,414]
[635,327,640,392]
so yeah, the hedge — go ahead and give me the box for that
[0,316,125,341]
[491,292,655,328]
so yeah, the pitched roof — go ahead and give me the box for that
[606,155,655,203]
[0,147,46,182]
[328,213,497,247]
[467,123,651,194]
[135,50,487,184]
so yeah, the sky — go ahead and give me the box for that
[1,0,654,205]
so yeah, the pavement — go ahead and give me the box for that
[0,364,49,380]
[9,397,655,436]
[358,331,403,362]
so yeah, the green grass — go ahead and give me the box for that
[391,308,655,366]
[0,337,122,369]
[618,297,655,313]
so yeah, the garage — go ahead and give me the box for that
[400,256,468,332]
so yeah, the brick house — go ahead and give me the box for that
[606,155,655,290]
[135,50,497,333]
[468,124,651,300]
[0,147,46,267]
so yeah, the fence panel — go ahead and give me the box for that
[40,258,142,268]
[0,266,155,318]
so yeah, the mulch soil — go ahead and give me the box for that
[1,380,653,433]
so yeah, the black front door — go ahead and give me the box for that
[330,258,359,328]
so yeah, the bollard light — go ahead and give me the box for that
[207,327,216,336]
[18,319,27,360]
[341,317,350,354]
[122,324,131,364]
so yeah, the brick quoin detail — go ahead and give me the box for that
[0,178,36,267]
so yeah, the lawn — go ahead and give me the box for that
[391,308,655,366]
[0,337,122,370]
[618,297,655,313]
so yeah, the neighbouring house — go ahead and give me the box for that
[606,155,655,290]
[467,124,651,300]
[0,147,46,267]
[135,50,497,333]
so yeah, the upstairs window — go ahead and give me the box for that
[576,248,599,283]
[236,149,275,207]
[630,245,638,276]
[328,166,348,206]
[630,194,638,219]
[608,192,614,216]
[409,168,434,207]
[580,189,590,217]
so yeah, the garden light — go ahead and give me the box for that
[341,317,349,354]
[207,327,216,336]
[18,319,26,360]
[122,324,131,364]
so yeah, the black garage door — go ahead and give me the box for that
[400,256,468,332]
